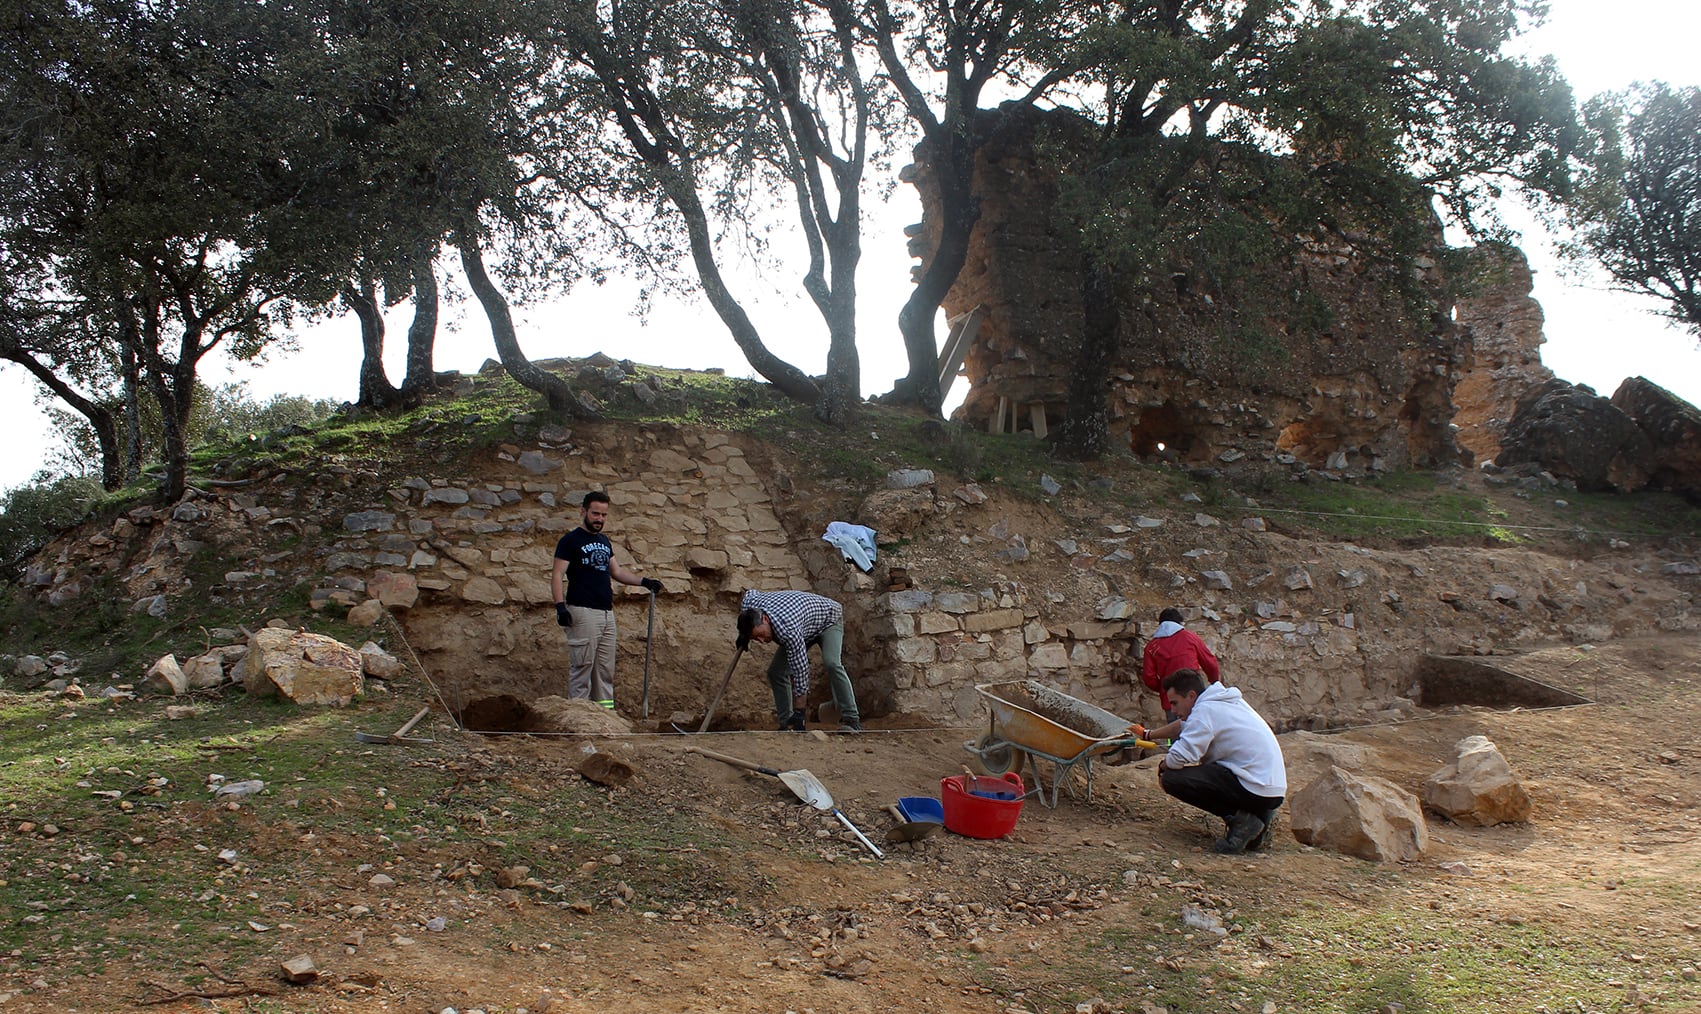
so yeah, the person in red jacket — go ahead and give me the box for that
[1141,607,1220,740]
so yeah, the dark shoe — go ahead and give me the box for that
[778,712,806,732]
[1212,811,1265,855]
[835,721,862,735]
[1247,808,1280,852]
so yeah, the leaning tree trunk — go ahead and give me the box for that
[454,232,577,414]
[399,247,439,400]
[1054,253,1121,460]
[890,126,979,415]
[3,351,122,489]
[346,278,401,409]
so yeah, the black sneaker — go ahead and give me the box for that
[1212,811,1266,854]
[835,721,862,735]
[778,712,806,732]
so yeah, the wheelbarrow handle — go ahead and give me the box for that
[685,746,780,778]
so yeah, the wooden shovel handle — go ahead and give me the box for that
[393,707,431,739]
[685,746,779,777]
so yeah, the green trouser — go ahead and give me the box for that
[766,621,859,724]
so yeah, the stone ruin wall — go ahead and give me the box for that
[1450,245,1555,465]
[911,108,1548,473]
[28,416,1700,733]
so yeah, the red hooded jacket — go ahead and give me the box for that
[1141,625,1220,712]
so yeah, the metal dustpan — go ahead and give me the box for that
[687,747,883,858]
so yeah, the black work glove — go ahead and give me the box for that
[555,602,571,627]
[640,577,663,594]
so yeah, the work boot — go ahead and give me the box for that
[778,711,806,732]
[835,720,862,735]
[1212,811,1266,854]
[1247,807,1281,852]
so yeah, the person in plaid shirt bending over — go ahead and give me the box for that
[736,589,862,734]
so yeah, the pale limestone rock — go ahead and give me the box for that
[1290,765,1427,863]
[1029,643,1070,669]
[181,653,227,690]
[347,599,386,626]
[366,571,419,609]
[1422,735,1532,826]
[359,642,404,680]
[143,654,188,696]
[507,573,552,604]
[241,628,363,706]
[461,576,507,604]
[686,548,729,572]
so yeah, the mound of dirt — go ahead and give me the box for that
[526,695,637,735]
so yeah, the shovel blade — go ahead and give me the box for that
[779,770,833,811]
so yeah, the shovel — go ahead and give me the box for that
[355,706,432,746]
[694,647,743,734]
[640,589,656,720]
[687,747,883,859]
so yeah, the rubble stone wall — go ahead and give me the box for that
[25,415,1701,732]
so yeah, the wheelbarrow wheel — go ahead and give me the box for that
[970,732,1026,776]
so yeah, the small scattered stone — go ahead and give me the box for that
[280,954,318,984]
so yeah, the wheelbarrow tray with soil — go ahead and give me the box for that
[964,680,1154,806]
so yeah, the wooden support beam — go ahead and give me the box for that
[935,304,985,397]
[1030,403,1048,439]
[992,396,1008,434]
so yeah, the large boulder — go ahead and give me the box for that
[1421,735,1532,826]
[237,628,364,706]
[1611,376,1701,501]
[1289,765,1428,863]
[1496,379,1654,492]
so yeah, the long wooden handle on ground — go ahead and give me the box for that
[392,706,431,739]
[696,647,743,733]
[685,745,779,777]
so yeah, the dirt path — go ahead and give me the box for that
[6,638,1699,1014]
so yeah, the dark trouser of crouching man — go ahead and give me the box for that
[1156,668,1287,854]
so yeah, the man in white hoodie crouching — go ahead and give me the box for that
[1156,668,1287,854]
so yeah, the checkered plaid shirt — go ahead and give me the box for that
[741,589,843,695]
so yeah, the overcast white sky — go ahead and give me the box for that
[3,0,1698,492]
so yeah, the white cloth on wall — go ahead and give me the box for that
[822,521,877,572]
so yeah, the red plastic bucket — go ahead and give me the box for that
[941,772,1025,839]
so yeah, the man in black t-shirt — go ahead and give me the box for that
[551,491,662,708]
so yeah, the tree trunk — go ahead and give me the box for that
[2,350,122,489]
[814,240,861,425]
[454,231,577,414]
[1054,253,1119,460]
[145,362,190,503]
[347,278,401,408]
[399,247,439,399]
[890,127,979,414]
[120,337,142,484]
[665,173,822,405]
